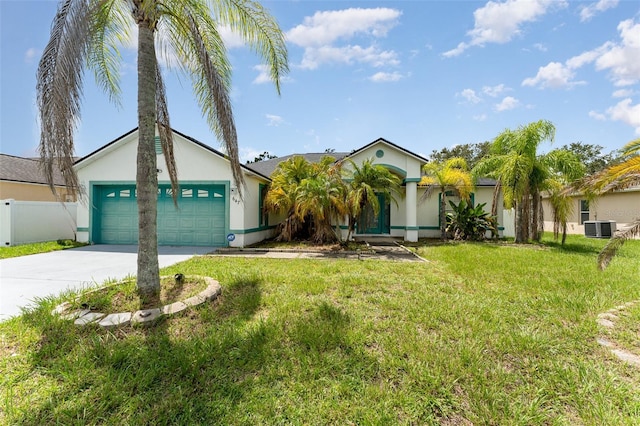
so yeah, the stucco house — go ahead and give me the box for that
[74,128,503,247]
[0,154,74,202]
[542,186,640,236]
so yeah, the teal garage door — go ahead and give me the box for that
[95,185,226,246]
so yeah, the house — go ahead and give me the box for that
[74,129,503,247]
[74,128,272,248]
[0,154,74,201]
[541,186,640,236]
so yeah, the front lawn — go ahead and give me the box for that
[0,239,86,259]
[1,235,639,424]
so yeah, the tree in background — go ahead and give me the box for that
[343,158,402,242]
[429,141,491,170]
[560,142,618,175]
[247,151,277,164]
[420,157,474,240]
[38,0,287,302]
[579,138,640,269]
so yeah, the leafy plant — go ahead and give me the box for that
[446,200,497,241]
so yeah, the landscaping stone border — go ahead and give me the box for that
[52,276,221,329]
[596,300,640,367]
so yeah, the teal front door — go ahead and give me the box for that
[357,194,390,234]
[94,184,226,246]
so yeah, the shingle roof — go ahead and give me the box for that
[244,152,349,178]
[0,154,66,186]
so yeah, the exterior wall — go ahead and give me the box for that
[75,131,268,247]
[227,175,275,247]
[0,181,72,202]
[0,199,77,246]
[542,188,640,235]
[343,141,424,241]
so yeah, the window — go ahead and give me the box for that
[580,199,590,224]
[259,184,269,227]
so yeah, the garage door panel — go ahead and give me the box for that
[97,184,226,246]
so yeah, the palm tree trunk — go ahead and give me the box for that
[440,190,446,240]
[515,200,525,243]
[531,192,542,242]
[136,22,160,302]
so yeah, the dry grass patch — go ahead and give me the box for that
[70,276,209,313]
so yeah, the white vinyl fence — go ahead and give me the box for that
[0,199,77,246]
[502,208,515,238]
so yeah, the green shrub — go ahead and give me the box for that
[446,200,497,240]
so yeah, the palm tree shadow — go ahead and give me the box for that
[15,276,265,424]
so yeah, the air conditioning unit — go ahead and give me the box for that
[584,220,617,238]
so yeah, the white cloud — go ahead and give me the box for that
[287,8,401,47]
[494,96,520,111]
[299,45,399,70]
[482,84,508,97]
[612,89,633,98]
[240,147,265,163]
[580,0,619,22]
[473,114,488,121]
[265,114,284,126]
[533,43,548,52]
[589,110,607,121]
[287,8,402,70]
[595,19,640,86]
[606,98,640,134]
[24,48,39,64]
[524,18,640,89]
[369,71,404,82]
[522,61,584,89]
[458,88,482,104]
[443,0,567,57]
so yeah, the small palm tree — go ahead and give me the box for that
[265,155,345,243]
[38,0,288,301]
[343,158,402,242]
[420,157,473,240]
[540,149,585,245]
[265,156,312,241]
[580,138,640,269]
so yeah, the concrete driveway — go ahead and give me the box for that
[0,245,214,321]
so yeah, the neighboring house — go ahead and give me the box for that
[74,129,503,247]
[542,186,640,236]
[0,154,73,201]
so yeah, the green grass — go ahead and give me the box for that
[0,239,86,259]
[1,234,639,424]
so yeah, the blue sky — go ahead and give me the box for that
[1,0,639,163]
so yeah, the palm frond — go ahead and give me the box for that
[598,219,640,270]
[179,10,244,193]
[37,0,93,197]
[156,63,179,205]
[209,0,289,92]
[88,0,129,104]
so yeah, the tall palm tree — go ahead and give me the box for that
[420,157,473,240]
[473,120,555,243]
[580,138,640,269]
[37,0,288,301]
[344,158,402,242]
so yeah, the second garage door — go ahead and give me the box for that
[96,184,226,246]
